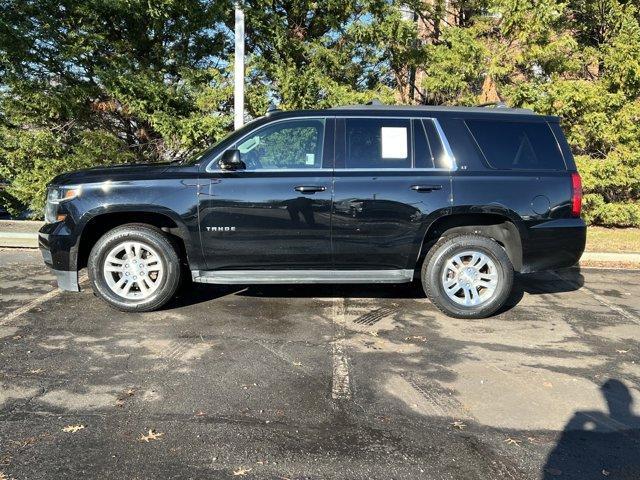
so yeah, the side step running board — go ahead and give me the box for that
[191,269,414,285]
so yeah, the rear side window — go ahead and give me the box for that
[345,118,411,169]
[466,120,566,170]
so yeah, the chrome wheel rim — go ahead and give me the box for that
[103,241,164,300]
[441,250,498,307]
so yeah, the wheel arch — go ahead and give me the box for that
[416,211,524,272]
[76,207,194,271]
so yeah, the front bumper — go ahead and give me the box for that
[39,222,80,292]
[522,218,587,273]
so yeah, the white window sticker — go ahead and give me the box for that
[381,127,408,159]
[306,153,315,165]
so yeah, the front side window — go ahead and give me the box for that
[345,118,411,169]
[466,119,566,170]
[233,119,325,170]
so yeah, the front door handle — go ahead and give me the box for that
[295,185,326,194]
[410,185,443,193]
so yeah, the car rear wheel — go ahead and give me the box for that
[422,234,514,319]
[88,224,181,312]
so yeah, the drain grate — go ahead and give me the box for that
[353,306,397,326]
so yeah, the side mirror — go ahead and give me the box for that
[219,149,246,171]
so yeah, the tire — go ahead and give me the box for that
[421,234,514,319]
[88,224,181,312]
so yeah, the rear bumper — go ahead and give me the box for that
[521,218,586,273]
[39,222,80,292]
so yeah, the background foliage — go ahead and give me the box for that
[0,0,638,225]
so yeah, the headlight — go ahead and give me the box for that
[45,185,81,223]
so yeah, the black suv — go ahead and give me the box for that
[39,104,586,318]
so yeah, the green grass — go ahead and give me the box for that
[586,227,640,253]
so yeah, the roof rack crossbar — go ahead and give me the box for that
[476,101,508,108]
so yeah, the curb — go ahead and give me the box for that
[581,252,640,263]
[0,232,39,248]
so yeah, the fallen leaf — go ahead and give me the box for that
[126,388,135,396]
[405,335,427,342]
[505,437,521,446]
[292,362,303,367]
[115,399,125,408]
[451,420,466,430]
[543,381,553,388]
[233,467,252,476]
[12,335,22,340]
[616,349,629,354]
[139,429,164,442]
[9,436,38,448]
[62,425,85,433]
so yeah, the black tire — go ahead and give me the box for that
[88,224,181,312]
[421,234,514,319]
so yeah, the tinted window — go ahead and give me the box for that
[345,118,411,169]
[413,120,433,168]
[466,120,565,170]
[234,119,325,170]
[423,120,449,169]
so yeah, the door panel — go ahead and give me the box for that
[198,118,333,270]
[332,117,452,270]
[199,171,332,269]
[332,171,451,269]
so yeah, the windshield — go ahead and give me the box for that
[183,117,266,165]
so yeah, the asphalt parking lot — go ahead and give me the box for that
[1,249,639,479]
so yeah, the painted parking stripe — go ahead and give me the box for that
[0,274,88,326]
[550,271,640,325]
[331,296,352,400]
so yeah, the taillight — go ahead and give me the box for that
[570,172,582,217]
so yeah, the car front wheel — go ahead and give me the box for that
[422,234,514,319]
[88,224,181,312]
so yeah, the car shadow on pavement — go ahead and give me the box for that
[542,378,640,479]
[165,267,585,311]
[500,266,585,314]
[164,281,427,310]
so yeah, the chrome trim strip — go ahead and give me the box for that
[206,168,449,174]
[432,118,458,171]
[334,168,449,173]
[206,169,327,174]
[192,269,414,285]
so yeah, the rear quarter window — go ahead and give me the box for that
[465,119,566,170]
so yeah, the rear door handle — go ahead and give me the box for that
[410,185,443,192]
[295,185,326,194]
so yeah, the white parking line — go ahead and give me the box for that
[550,271,640,325]
[0,274,88,326]
[0,288,63,326]
[331,296,352,400]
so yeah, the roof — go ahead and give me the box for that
[261,103,558,122]
[330,104,535,115]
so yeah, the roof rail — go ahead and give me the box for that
[265,103,281,115]
[476,101,508,109]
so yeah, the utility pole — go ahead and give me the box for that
[234,1,245,130]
